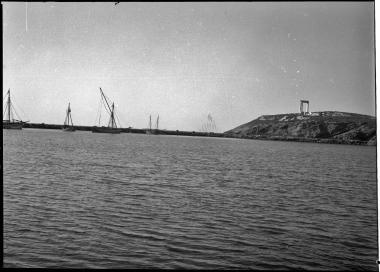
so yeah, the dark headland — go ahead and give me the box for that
[224,111,376,146]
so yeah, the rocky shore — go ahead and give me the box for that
[224,111,376,146]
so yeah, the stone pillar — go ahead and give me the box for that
[300,100,310,115]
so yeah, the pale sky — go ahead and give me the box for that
[3,2,375,132]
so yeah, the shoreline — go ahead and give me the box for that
[5,122,374,146]
[20,123,225,137]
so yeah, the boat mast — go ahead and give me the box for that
[99,88,112,114]
[68,103,73,126]
[64,104,68,126]
[109,102,117,128]
[99,87,117,128]
[64,103,69,126]
[156,114,159,130]
[7,89,11,122]
[64,108,67,126]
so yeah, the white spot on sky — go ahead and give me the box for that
[296,70,300,73]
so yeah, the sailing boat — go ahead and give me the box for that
[92,87,122,134]
[145,114,153,134]
[156,114,159,132]
[146,114,159,135]
[62,103,75,131]
[3,89,27,129]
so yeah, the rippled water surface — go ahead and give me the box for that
[3,129,377,269]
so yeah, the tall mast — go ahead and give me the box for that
[68,103,73,126]
[110,102,116,128]
[112,103,115,128]
[67,103,70,125]
[156,114,159,130]
[64,107,67,125]
[8,89,11,122]
[64,103,69,126]
[99,87,112,114]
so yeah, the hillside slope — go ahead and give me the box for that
[225,111,376,145]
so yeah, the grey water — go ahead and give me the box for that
[3,129,377,270]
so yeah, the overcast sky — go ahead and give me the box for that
[3,2,375,132]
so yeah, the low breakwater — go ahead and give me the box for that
[20,123,374,146]
[22,123,225,138]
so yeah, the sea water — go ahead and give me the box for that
[3,129,377,269]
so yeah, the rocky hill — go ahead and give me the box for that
[225,111,376,146]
